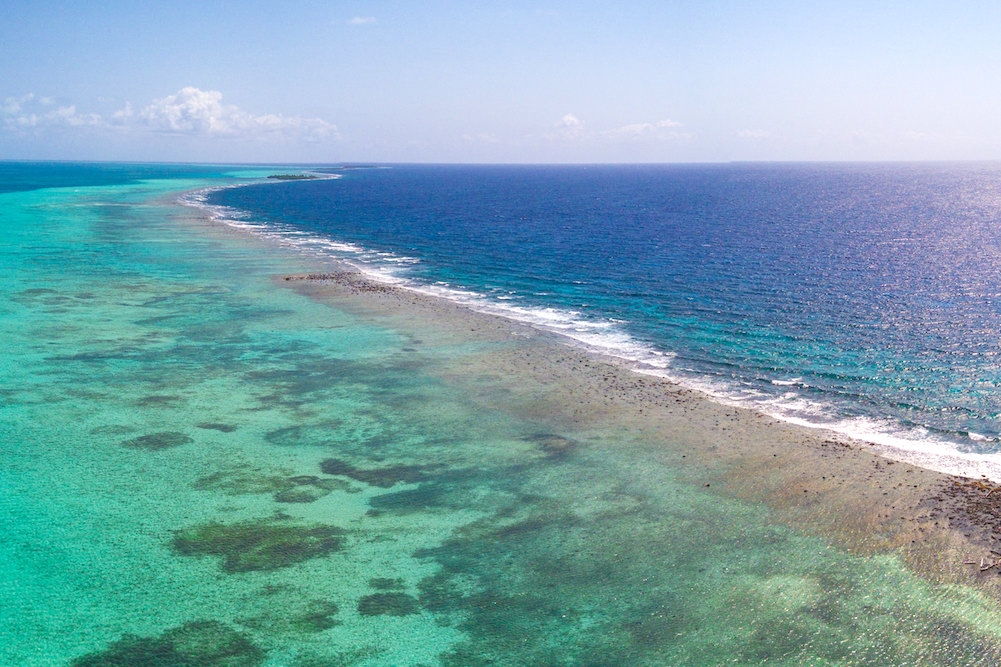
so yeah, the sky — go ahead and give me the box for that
[3,1,1001,164]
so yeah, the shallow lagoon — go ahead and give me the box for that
[4,171,1001,665]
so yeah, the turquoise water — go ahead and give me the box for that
[4,166,1001,665]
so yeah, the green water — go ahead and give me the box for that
[3,175,1001,666]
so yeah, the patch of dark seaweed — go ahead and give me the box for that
[367,485,448,513]
[265,422,345,448]
[274,486,332,504]
[121,431,193,451]
[136,394,183,406]
[274,475,354,502]
[417,572,467,613]
[70,620,263,667]
[523,433,579,460]
[370,577,405,590]
[289,475,322,485]
[172,519,345,573]
[357,592,420,617]
[319,458,440,488]
[197,422,238,432]
[243,600,340,635]
[293,601,341,632]
[193,468,294,496]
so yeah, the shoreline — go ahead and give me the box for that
[273,266,1001,598]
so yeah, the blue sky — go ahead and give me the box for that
[3,1,1001,163]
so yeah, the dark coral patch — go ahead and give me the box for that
[293,601,341,632]
[524,433,578,459]
[357,592,420,617]
[121,432,193,451]
[197,422,238,433]
[370,577,405,591]
[70,620,263,666]
[136,394,183,407]
[242,599,340,635]
[193,468,293,496]
[272,475,352,503]
[274,486,331,504]
[367,485,447,513]
[319,458,438,488]
[172,520,345,573]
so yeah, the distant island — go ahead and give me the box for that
[267,173,318,180]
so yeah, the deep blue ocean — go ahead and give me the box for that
[206,163,1001,461]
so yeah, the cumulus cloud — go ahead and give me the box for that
[2,87,338,143]
[348,16,376,25]
[738,128,770,140]
[603,119,686,141]
[2,94,102,129]
[553,113,586,139]
[136,87,337,141]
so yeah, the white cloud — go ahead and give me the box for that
[554,113,586,139]
[52,105,102,127]
[2,87,338,143]
[3,93,36,115]
[2,94,102,129]
[603,119,686,141]
[136,87,338,141]
[348,16,376,25]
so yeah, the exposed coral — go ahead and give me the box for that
[357,592,420,617]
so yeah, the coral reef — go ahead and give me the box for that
[523,433,578,459]
[121,432,193,450]
[71,620,263,666]
[172,519,345,573]
[357,592,420,617]
[196,422,238,432]
[193,468,352,503]
[319,458,438,488]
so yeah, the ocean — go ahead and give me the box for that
[6,161,1001,665]
[208,162,1001,474]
